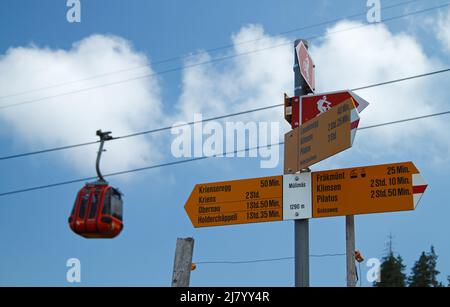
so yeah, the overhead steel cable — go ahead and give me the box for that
[0,140,101,161]
[358,110,450,130]
[1,67,449,162]
[195,253,346,265]
[195,257,294,265]
[0,3,448,111]
[1,109,450,197]
[351,68,450,91]
[0,0,423,101]
[0,142,281,197]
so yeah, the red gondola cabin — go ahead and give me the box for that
[69,183,123,239]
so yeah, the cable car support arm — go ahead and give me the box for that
[95,130,113,183]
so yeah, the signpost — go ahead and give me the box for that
[184,162,428,227]
[182,38,431,288]
[296,40,315,93]
[311,162,428,218]
[285,98,361,173]
[300,90,369,125]
[184,176,283,228]
[284,90,369,129]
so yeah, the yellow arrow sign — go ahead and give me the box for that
[184,176,283,228]
[312,162,428,218]
[285,98,360,173]
[184,163,428,227]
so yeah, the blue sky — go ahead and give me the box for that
[0,0,450,286]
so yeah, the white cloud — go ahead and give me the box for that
[175,25,293,168]
[2,18,450,178]
[0,35,163,177]
[312,21,450,165]
[436,7,450,53]
[177,22,450,168]
[177,24,292,124]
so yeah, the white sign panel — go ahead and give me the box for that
[283,173,312,220]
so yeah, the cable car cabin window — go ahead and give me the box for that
[71,199,76,216]
[88,191,100,219]
[102,189,112,216]
[79,193,89,219]
[111,191,123,221]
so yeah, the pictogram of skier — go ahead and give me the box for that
[317,96,332,113]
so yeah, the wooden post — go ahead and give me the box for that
[172,237,195,287]
[346,216,357,287]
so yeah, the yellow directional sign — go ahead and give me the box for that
[312,162,428,218]
[184,176,283,228]
[285,98,360,173]
[184,163,428,227]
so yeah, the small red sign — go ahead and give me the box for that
[296,41,316,92]
[301,90,369,125]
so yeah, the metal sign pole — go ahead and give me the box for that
[293,39,313,287]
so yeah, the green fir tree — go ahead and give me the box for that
[408,246,442,287]
[373,234,407,287]
[373,253,407,287]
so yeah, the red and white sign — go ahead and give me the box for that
[412,173,428,209]
[296,41,315,92]
[300,90,369,125]
[349,104,360,145]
